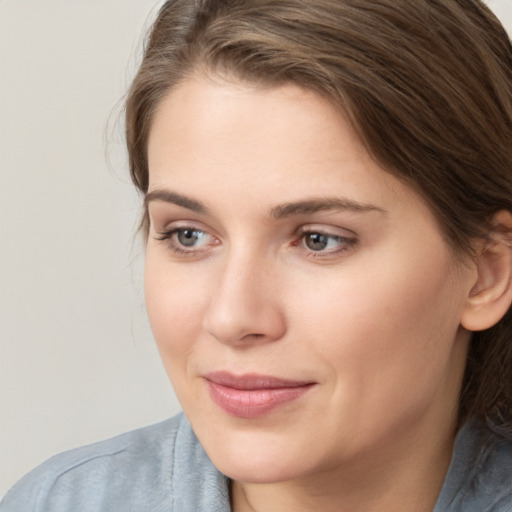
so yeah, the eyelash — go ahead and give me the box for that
[155,228,216,256]
[154,227,357,259]
[294,229,357,259]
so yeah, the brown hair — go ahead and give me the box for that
[125,0,512,435]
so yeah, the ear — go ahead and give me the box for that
[461,210,512,332]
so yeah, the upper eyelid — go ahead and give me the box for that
[154,226,357,262]
[296,224,357,238]
[152,218,213,234]
[157,226,214,241]
[152,216,358,240]
[155,228,218,254]
[298,230,357,245]
[147,199,361,232]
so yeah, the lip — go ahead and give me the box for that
[204,372,315,419]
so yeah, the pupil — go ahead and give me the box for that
[178,229,199,247]
[306,233,328,251]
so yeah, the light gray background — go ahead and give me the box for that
[1,0,511,496]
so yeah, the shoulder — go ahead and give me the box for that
[473,427,512,511]
[435,421,512,512]
[0,413,229,512]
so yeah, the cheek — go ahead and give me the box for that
[144,255,209,366]
[291,248,467,447]
[303,244,465,394]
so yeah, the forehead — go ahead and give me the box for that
[147,76,436,227]
[148,76,351,162]
[149,78,382,184]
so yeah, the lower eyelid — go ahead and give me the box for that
[155,226,355,255]
[155,227,221,255]
[301,235,357,255]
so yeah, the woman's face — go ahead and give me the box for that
[145,76,474,483]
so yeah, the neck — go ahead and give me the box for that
[231,413,458,512]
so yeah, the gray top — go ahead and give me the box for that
[1,412,511,511]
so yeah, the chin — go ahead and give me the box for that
[215,453,307,484]
[195,422,316,484]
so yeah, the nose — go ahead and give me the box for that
[202,250,287,346]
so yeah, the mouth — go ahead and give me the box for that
[204,371,316,419]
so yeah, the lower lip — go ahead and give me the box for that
[207,381,314,419]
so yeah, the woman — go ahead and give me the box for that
[2,0,511,510]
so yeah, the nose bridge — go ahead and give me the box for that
[203,243,286,345]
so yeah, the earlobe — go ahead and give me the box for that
[461,210,512,332]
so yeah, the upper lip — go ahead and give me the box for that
[204,371,315,390]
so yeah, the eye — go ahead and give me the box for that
[303,232,339,251]
[155,226,217,255]
[297,229,357,257]
[174,228,210,247]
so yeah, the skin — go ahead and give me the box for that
[144,75,478,512]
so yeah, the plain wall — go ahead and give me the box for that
[1,0,511,496]
[0,0,179,495]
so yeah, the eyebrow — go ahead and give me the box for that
[145,189,385,218]
[145,190,210,215]
[270,198,386,219]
